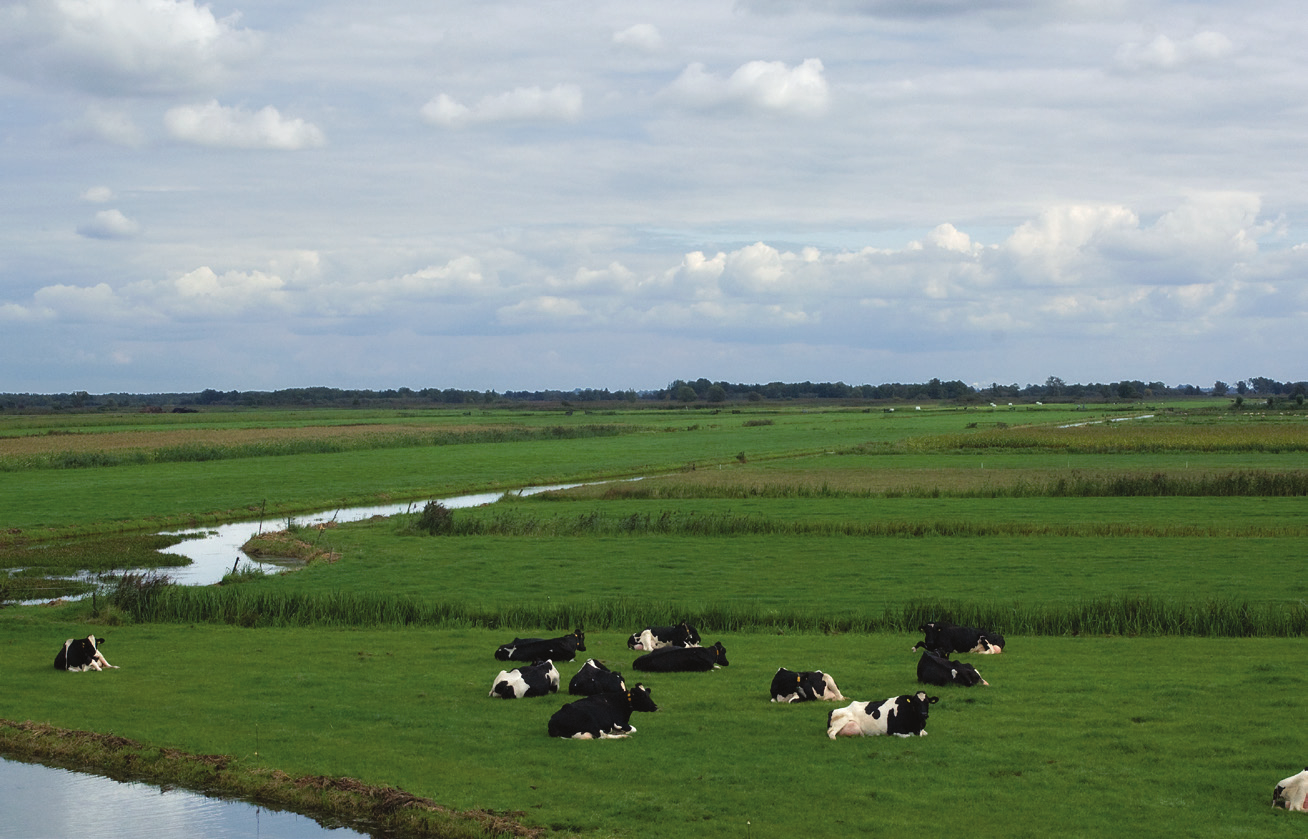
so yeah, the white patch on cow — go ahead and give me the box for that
[489,669,529,698]
[819,673,846,701]
[1274,769,1308,811]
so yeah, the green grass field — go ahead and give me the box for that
[4,400,1308,837]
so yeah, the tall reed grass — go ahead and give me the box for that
[0,424,633,472]
[111,585,1308,637]
[394,507,1306,538]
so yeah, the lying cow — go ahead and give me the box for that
[770,667,846,703]
[495,628,586,662]
[489,660,560,699]
[1273,768,1308,811]
[827,691,939,739]
[917,649,988,687]
[626,621,701,651]
[54,636,117,672]
[569,659,626,696]
[912,620,1005,654]
[633,641,728,672]
[547,684,659,739]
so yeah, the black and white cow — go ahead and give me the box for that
[494,628,586,662]
[912,621,1005,655]
[489,660,560,699]
[568,659,627,696]
[626,621,702,651]
[916,649,988,687]
[632,641,728,672]
[769,667,847,703]
[547,684,659,739]
[1273,768,1308,811]
[826,692,939,738]
[54,636,117,672]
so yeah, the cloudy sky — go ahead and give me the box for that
[2,0,1306,394]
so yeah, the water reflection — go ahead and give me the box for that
[0,758,367,839]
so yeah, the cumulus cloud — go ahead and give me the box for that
[421,85,583,127]
[0,0,261,95]
[663,58,829,115]
[82,185,114,203]
[1114,31,1234,72]
[613,23,663,53]
[164,101,326,150]
[77,209,142,239]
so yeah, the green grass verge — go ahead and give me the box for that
[2,614,1306,838]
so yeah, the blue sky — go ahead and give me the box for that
[2,0,1305,393]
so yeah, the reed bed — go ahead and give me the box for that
[0,423,634,471]
[906,418,1308,453]
[109,584,1308,638]
[397,507,1308,538]
[582,469,1308,499]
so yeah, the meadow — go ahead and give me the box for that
[3,398,1308,838]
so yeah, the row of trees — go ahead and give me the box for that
[3,375,1305,412]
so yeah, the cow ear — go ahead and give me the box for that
[929,695,939,704]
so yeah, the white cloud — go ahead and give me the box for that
[82,185,114,203]
[79,106,147,147]
[77,209,142,239]
[0,0,261,95]
[663,58,830,115]
[164,101,326,150]
[421,85,584,128]
[613,23,663,53]
[1114,31,1234,72]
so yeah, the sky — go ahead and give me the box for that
[2,0,1306,395]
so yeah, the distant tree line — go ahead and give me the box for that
[1,376,1305,413]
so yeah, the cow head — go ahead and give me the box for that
[571,628,587,651]
[901,691,939,726]
[710,641,729,667]
[627,683,659,712]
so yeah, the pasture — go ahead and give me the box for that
[4,399,1308,837]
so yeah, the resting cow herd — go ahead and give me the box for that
[51,618,1305,809]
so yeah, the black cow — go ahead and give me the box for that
[489,660,560,699]
[569,659,627,696]
[626,621,702,651]
[916,649,988,687]
[54,636,117,672]
[912,621,1005,655]
[633,641,728,672]
[769,667,846,703]
[495,628,586,662]
[827,691,939,738]
[547,684,659,739]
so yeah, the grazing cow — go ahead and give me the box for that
[917,649,988,687]
[54,636,117,672]
[626,621,702,651]
[1273,768,1308,811]
[489,660,560,699]
[912,621,1005,655]
[495,628,586,662]
[547,684,659,739]
[633,641,728,672]
[769,667,847,703]
[827,692,939,739]
[568,659,627,696]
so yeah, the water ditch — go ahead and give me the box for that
[0,757,368,839]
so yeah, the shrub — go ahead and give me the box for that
[414,501,455,535]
